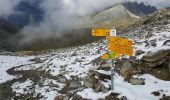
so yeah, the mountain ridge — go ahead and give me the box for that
[88,1,157,30]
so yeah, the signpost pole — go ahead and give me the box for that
[111,59,115,90]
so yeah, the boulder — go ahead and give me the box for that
[98,62,111,71]
[72,94,89,100]
[142,50,170,63]
[141,49,170,67]
[95,81,109,93]
[71,51,78,56]
[144,58,167,67]
[160,94,170,100]
[129,78,145,85]
[63,94,72,100]
[83,74,98,88]
[104,92,127,100]
[59,78,82,94]
[83,70,111,89]
[69,80,81,88]
[105,92,119,100]
[151,91,160,96]
[59,77,67,83]
[119,59,136,81]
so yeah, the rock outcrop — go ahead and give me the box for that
[141,49,170,67]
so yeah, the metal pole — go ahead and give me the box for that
[111,60,115,90]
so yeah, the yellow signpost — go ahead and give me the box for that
[92,28,110,36]
[91,28,134,56]
[91,28,135,91]
[109,36,133,46]
[109,43,134,56]
[109,36,134,56]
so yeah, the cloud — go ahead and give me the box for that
[0,0,20,17]
[20,0,122,42]
[20,0,170,43]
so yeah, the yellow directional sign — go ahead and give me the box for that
[92,28,134,57]
[109,36,133,46]
[92,28,110,36]
[109,43,134,56]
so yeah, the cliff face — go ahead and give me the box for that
[123,2,157,16]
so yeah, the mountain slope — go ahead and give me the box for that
[0,18,20,50]
[89,2,157,30]
[123,7,170,33]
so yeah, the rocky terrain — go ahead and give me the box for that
[0,8,170,100]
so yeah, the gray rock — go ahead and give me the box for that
[135,50,145,56]
[100,63,110,68]
[29,57,44,63]
[150,39,157,47]
[119,60,135,81]
[163,40,170,46]
[59,77,67,83]
[63,95,71,100]
[98,63,111,70]
[71,51,77,56]
[75,58,83,62]
[142,50,170,63]
[129,78,145,85]
[88,70,111,80]
[69,80,81,88]
[160,94,170,100]
[83,75,98,88]
[141,49,170,67]
[95,81,109,93]
[72,94,89,100]
[144,58,167,67]
[105,92,122,100]
[83,70,111,89]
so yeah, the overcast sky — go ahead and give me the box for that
[0,0,20,17]
[0,0,170,17]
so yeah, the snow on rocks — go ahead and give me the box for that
[0,55,33,83]
[0,24,170,99]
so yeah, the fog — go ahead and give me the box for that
[0,0,20,17]
[1,0,170,44]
